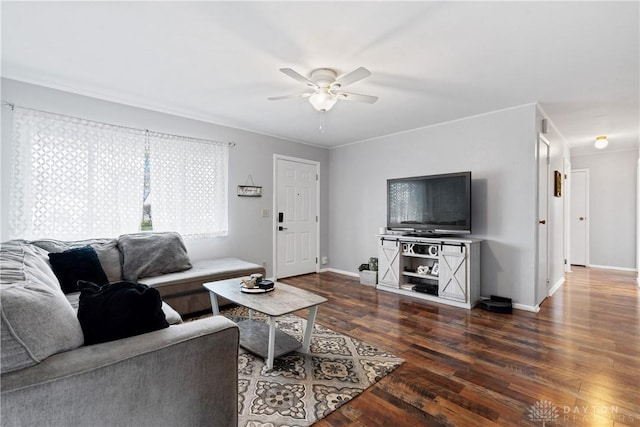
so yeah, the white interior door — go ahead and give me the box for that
[275,157,319,279]
[537,136,549,304]
[570,169,588,266]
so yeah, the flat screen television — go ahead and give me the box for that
[387,171,471,236]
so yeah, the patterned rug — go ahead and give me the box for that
[218,306,404,427]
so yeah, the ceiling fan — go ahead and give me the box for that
[268,67,378,112]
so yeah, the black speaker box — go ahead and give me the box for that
[413,284,438,295]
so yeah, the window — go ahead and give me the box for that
[9,107,228,240]
[142,148,152,231]
[148,132,228,238]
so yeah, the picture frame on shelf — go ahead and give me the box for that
[554,170,562,197]
[431,262,439,276]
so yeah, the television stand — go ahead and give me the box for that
[376,234,481,309]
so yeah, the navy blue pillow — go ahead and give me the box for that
[49,246,109,294]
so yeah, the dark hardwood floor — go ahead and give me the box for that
[281,267,639,426]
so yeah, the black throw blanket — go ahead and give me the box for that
[77,280,169,345]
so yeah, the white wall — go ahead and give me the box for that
[571,149,638,270]
[1,78,330,276]
[328,104,544,308]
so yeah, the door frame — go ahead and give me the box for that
[272,154,320,279]
[564,158,572,273]
[569,168,590,266]
[535,133,550,305]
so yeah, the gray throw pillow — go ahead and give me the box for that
[30,238,123,283]
[118,232,192,282]
[0,244,84,374]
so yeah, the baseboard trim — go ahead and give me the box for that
[512,303,540,313]
[588,264,637,272]
[548,276,565,297]
[328,269,543,312]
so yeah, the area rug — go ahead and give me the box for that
[217,306,404,427]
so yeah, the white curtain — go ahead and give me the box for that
[9,107,146,240]
[149,133,228,238]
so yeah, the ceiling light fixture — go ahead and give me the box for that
[308,88,338,112]
[594,135,608,149]
[268,67,377,114]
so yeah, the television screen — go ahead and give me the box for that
[387,171,471,235]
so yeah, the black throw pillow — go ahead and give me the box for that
[49,246,109,294]
[77,280,169,345]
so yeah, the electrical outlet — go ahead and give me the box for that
[261,208,270,218]
[262,260,267,267]
[321,256,328,265]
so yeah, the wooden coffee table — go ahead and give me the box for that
[203,278,327,370]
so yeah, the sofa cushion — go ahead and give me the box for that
[49,246,109,294]
[77,280,170,345]
[118,232,192,281]
[139,258,266,314]
[1,241,52,285]
[0,244,84,374]
[31,238,123,283]
[160,301,183,325]
[139,258,265,288]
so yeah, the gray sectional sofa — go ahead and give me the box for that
[27,232,266,318]
[0,232,266,426]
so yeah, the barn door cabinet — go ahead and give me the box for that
[376,235,481,309]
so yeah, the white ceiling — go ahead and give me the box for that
[2,1,639,154]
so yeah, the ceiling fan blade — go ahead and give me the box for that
[279,68,318,89]
[267,92,313,101]
[332,67,372,88]
[335,91,378,104]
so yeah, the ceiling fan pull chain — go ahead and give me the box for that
[319,112,326,133]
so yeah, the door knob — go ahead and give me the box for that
[278,226,288,231]
[539,220,546,224]
[579,217,585,221]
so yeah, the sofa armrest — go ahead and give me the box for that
[1,316,238,427]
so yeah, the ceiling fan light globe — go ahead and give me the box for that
[309,91,337,112]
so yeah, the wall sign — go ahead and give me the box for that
[237,185,262,197]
